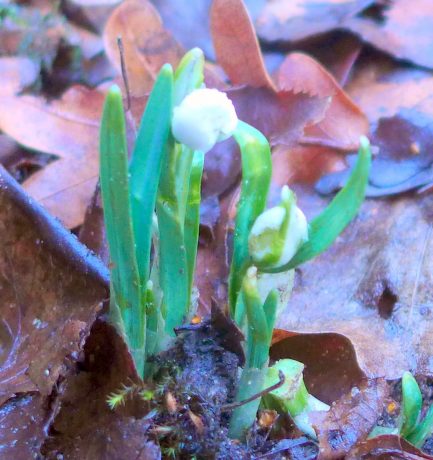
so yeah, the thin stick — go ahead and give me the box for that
[117,36,131,111]
[221,370,285,412]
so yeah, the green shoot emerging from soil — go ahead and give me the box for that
[99,48,372,439]
[370,371,433,448]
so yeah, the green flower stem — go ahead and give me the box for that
[229,268,279,440]
[129,64,173,290]
[228,121,272,319]
[228,367,267,440]
[243,267,269,369]
[155,49,205,336]
[265,136,372,273]
[99,85,145,375]
[185,151,204,298]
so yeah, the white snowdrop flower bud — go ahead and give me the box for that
[172,88,238,153]
[248,186,308,269]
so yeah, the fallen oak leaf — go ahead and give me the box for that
[276,53,369,150]
[0,85,105,228]
[0,166,108,403]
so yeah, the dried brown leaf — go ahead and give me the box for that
[312,379,389,459]
[0,167,108,403]
[0,85,105,228]
[210,0,275,89]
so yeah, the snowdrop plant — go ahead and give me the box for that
[228,136,371,439]
[100,47,372,438]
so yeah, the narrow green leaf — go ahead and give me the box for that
[99,85,144,375]
[401,371,423,438]
[407,404,433,448]
[173,47,204,106]
[129,64,174,288]
[265,136,372,273]
[157,140,190,336]
[228,121,272,316]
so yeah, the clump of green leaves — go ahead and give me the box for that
[100,49,205,377]
[100,47,372,440]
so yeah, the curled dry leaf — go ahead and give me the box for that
[0,84,105,228]
[103,0,183,97]
[270,331,365,404]
[0,167,108,403]
[311,378,389,459]
[254,0,374,43]
[345,0,433,69]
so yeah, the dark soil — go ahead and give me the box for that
[40,308,319,459]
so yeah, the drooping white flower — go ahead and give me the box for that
[172,88,238,153]
[248,186,308,269]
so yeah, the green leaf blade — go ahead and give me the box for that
[129,64,174,287]
[99,85,145,374]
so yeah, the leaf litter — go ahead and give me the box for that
[2,0,433,457]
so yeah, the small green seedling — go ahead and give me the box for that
[370,371,433,448]
[100,47,372,439]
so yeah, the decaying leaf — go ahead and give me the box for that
[312,378,389,459]
[271,331,365,404]
[347,434,433,459]
[0,166,108,403]
[0,394,48,459]
[42,320,155,459]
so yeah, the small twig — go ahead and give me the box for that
[117,36,131,111]
[173,320,210,335]
[221,370,285,412]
